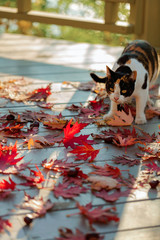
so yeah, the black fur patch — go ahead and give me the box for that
[142,73,148,89]
[117,52,149,73]
[105,71,122,94]
[90,73,107,83]
[115,65,132,75]
[120,79,135,97]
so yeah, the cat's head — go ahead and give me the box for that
[90,66,137,104]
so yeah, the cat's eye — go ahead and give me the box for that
[122,90,127,93]
[110,87,114,91]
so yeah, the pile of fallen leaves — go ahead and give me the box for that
[0,78,159,239]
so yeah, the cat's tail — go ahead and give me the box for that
[90,73,107,84]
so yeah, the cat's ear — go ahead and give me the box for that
[106,65,113,78]
[129,71,137,81]
[90,72,107,84]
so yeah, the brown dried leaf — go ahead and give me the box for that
[87,175,119,191]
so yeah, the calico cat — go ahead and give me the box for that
[90,40,159,124]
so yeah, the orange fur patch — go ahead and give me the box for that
[126,59,131,64]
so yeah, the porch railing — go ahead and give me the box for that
[0,0,160,51]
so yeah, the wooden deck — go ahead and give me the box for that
[0,33,159,240]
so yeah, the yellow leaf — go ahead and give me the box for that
[28,138,34,150]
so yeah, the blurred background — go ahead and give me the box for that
[0,0,133,46]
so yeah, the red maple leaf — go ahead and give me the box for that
[89,163,121,178]
[138,146,160,161]
[144,162,160,175]
[19,165,45,187]
[0,177,16,191]
[112,155,140,167]
[88,100,103,116]
[42,159,80,172]
[69,142,100,162]
[63,119,88,148]
[120,103,136,117]
[1,161,30,175]
[57,228,104,240]
[91,132,113,144]
[37,101,54,109]
[66,134,95,149]
[92,127,138,146]
[67,202,119,229]
[53,182,88,199]
[94,189,130,202]
[0,122,24,138]
[28,84,52,102]
[145,106,160,119]
[78,99,108,120]
[0,121,39,138]
[112,128,137,148]
[0,217,12,233]
[0,142,24,173]
[61,167,88,185]
[119,173,136,188]
[138,130,156,143]
[66,104,82,112]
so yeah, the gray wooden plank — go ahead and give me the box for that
[104,226,160,240]
[4,199,159,240]
[0,71,92,82]
[0,58,90,75]
[0,33,159,240]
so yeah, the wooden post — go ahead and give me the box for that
[17,0,31,13]
[133,0,160,51]
[143,0,160,51]
[104,0,119,25]
[130,0,144,36]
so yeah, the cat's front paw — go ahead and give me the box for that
[103,113,113,121]
[135,116,147,124]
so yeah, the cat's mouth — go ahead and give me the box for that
[113,98,121,104]
[113,99,119,103]
[112,98,124,104]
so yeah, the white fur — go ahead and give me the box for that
[104,59,153,124]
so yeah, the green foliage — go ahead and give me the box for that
[0,0,16,7]
[0,0,133,46]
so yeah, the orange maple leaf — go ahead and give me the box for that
[42,118,68,130]
[107,109,133,126]
[113,135,137,147]
[69,142,100,162]
[19,165,45,187]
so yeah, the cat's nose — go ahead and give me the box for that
[114,96,119,101]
